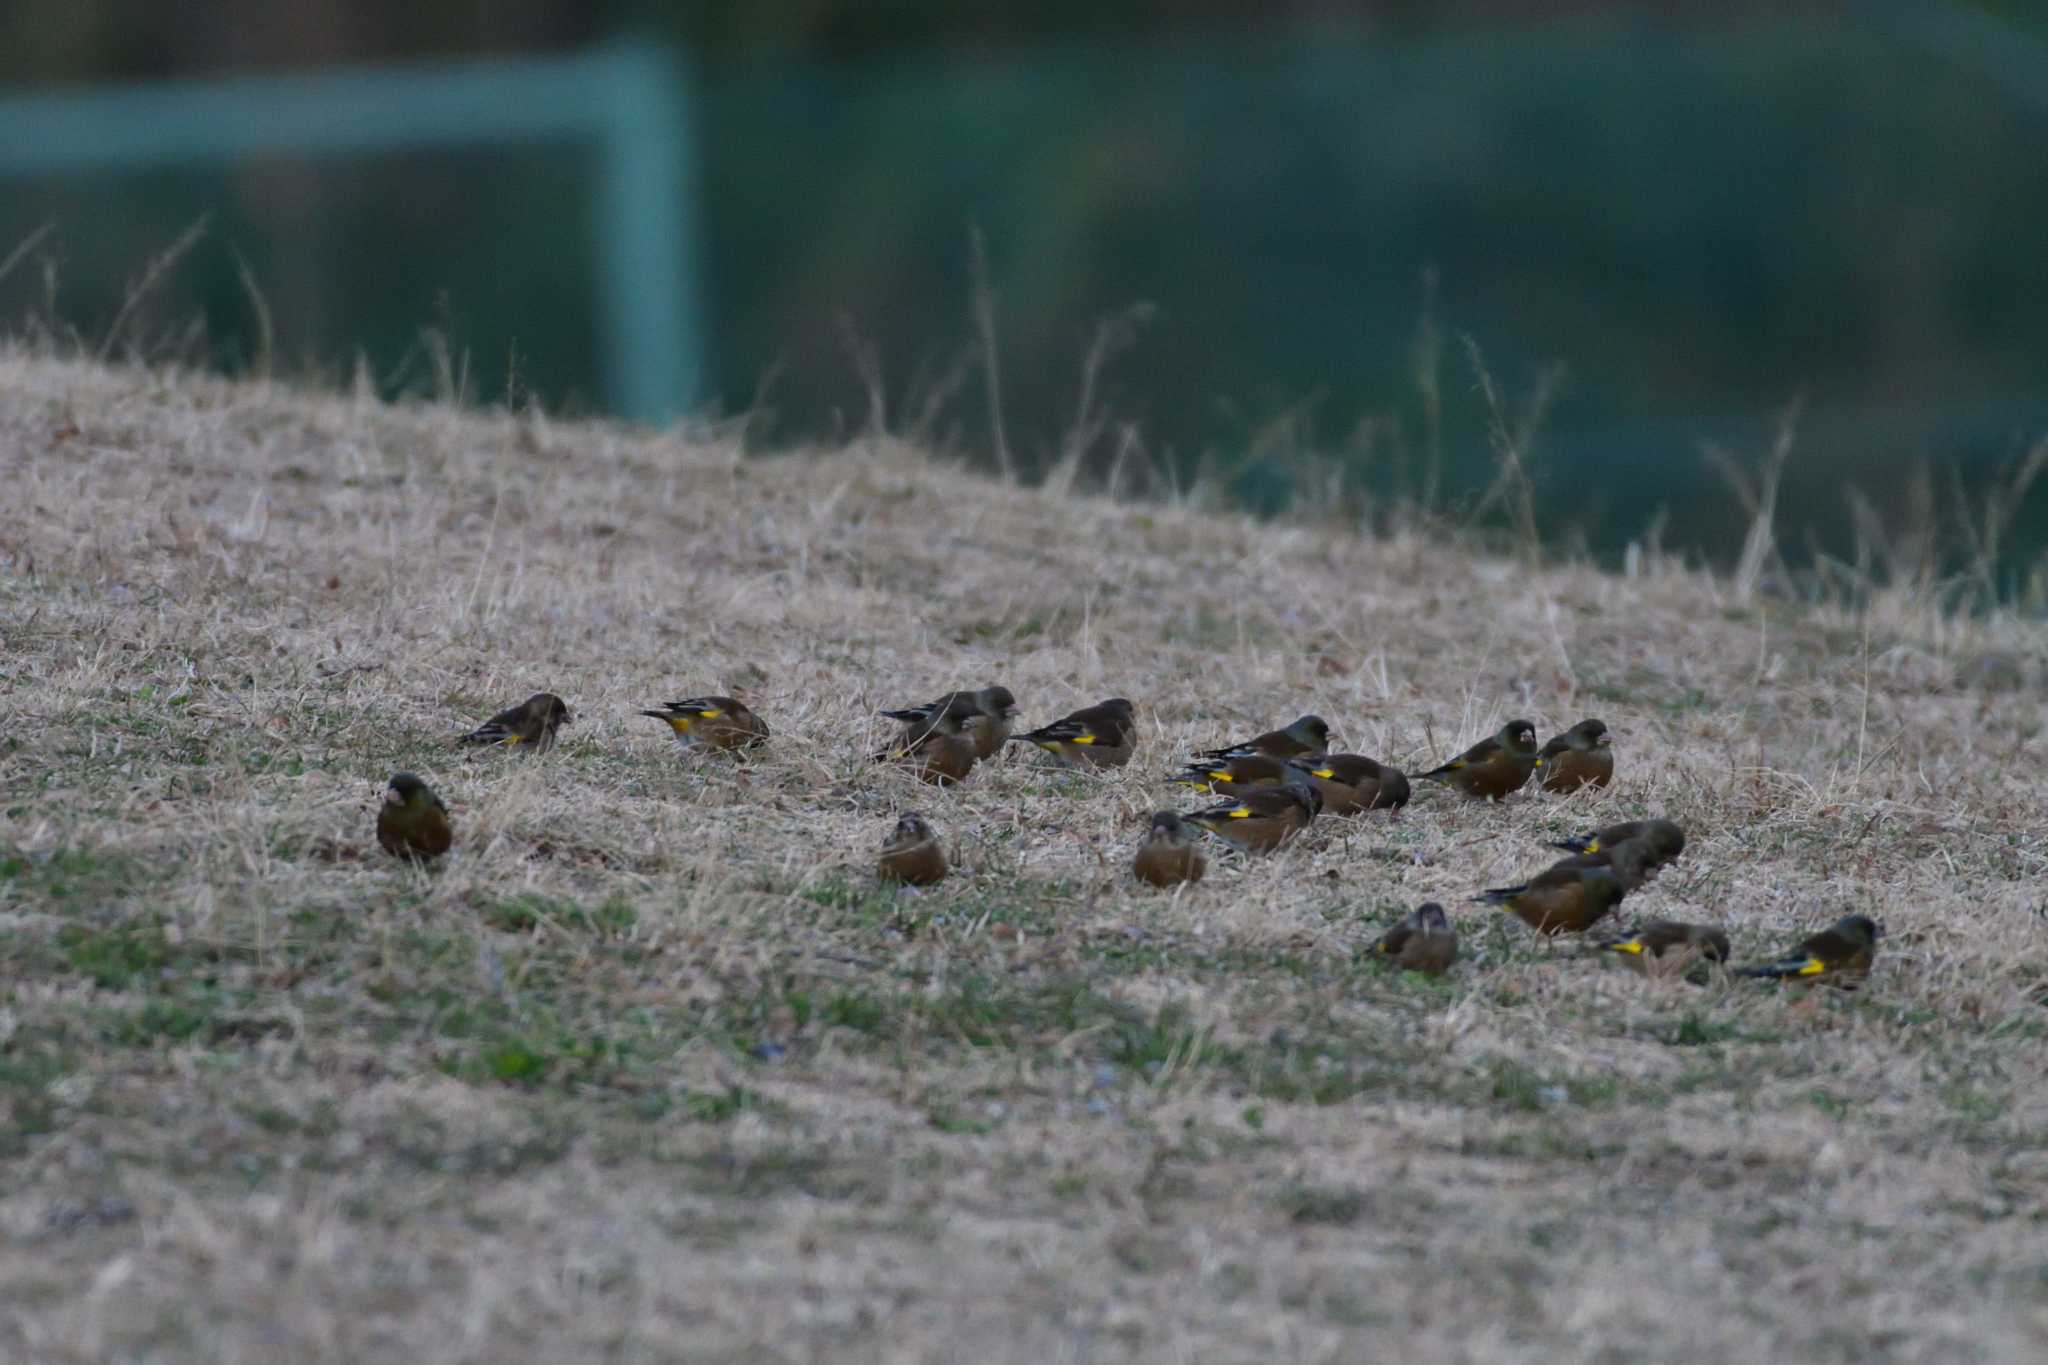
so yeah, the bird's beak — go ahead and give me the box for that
[383,788,402,805]
[1596,733,1612,746]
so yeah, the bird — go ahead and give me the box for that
[1476,842,1651,936]
[880,686,1018,761]
[1372,902,1457,974]
[873,708,979,786]
[1193,714,1331,762]
[640,696,770,751]
[1596,918,1731,971]
[1166,754,1296,792]
[1183,776,1322,853]
[458,692,570,751]
[1289,754,1411,816]
[1535,718,1613,793]
[1009,698,1137,769]
[1416,719,1540,800]
[877,813,947,886]
[1735,915,1883,988]
[1132,811,1207,888]
[376,772,452,863]
[1550,818,1685,871]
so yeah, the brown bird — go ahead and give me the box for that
[877,813,948,886]
[375,772,452,863]
[1597,918,1731,972]
[1536,718,1614,793]
[641,696,770,752]
[1289,754,1412,816]
[1416,719,1540,801]
[1373,902,1458,974]
[1132,811,1207,888]
[1010,698,1137,769]
[873,708,979,786]
[1550,818,1685,871]
[1476,842,1651,936]
[1193,713,1331,762]
[1167,754,1296,792]
[880,686,1019,761]
[1183,777,1322,853]
[458,692,570,751]
[1735,915,1883,988]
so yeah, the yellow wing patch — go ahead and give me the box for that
[502,734,525,746]
[1309,767,1335,779]
[1070,734,1097,746]
[1606,939,1645,956]
[1794,957,1826,977]
[1582,840,1603,853]
[697,709,724,719]
[1226,806,1252,819]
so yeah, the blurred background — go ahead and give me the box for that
[5,1,2048,596]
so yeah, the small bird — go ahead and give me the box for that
[1193,714,1331,762]
[1373,902,1457,974]
[641,696,770,751]
[1183,776,1322,853]
[376,772,452,863]
[1597,918,1731,970]
[880,686,1019,761]
[876,813,947,886]
[1167,754,1296,792]
[873,708,979,785]
[1132,811,1207,888]
[1550,818,1686,870]
[1477,842,1650,936]
[458,692,571,751]
[1416,719,1540,801]
[1010,698,1137,769]
[1735,915,1883,988]
[1535,718,1614,793]
[1289,754,1412,816]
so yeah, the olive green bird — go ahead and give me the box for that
[376,772,452,863]
[1476,842,1652,936]
[1416,719,1540,801]
[1167,754,1296,792]
[1597,918,1730,969]
[1183,776,1322,853]
[877,813,948,886]
[1132,811,1207,888]
[1009,698,1137,769]
[1735,915,1883,988]
[880,685,1018,761]
[641,695,770,751]
[1289,754,1412,816]
[1193,713,1331,762]
[1535,717,1613,793]
[459,692,570,751]
[1550,818,1686,871]
[1372,902,1457,974]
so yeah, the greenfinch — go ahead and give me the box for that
[1597,918,1730,971]
[1132,811,1207,888]
[1535,718,1613,793]
[1735,915,1882,988]
[1417,719,1539,801]
[641,696,770,751]
[877,813,948,886]
[459,692,570,751]
[1010,698,1136,769]
[881,686,1018,761]
[873,708,979,786]
[1290,754,1411,816]
[1194,713,1331,762]
[1166,754,1296,792]
[1183,776,1322,853]
[376,772,452,863]
[1476,842,1650,935]
[1372,902,1457,974]
[1550,818,1685,870]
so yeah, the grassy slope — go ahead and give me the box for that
[2,350,2046,1362]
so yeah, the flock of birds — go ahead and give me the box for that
[371,686,1883,988]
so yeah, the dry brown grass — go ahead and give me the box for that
[3,348,2047,1363]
